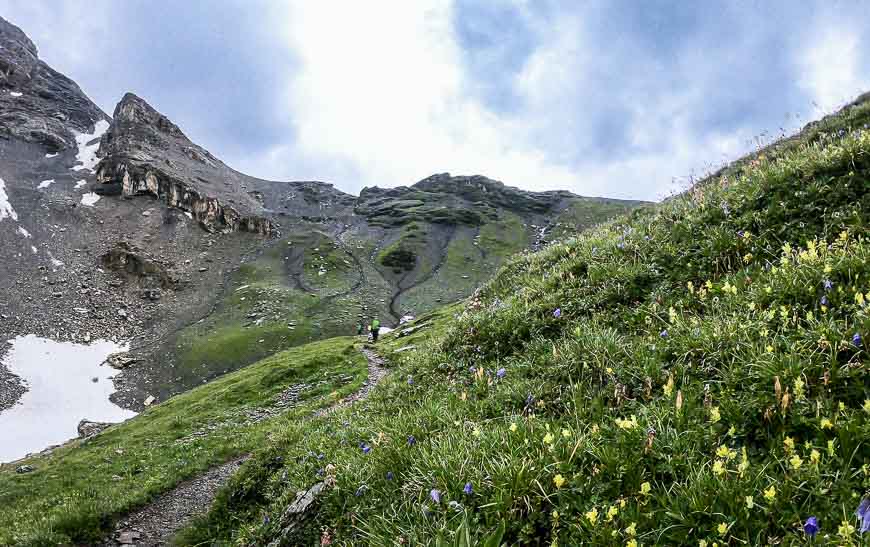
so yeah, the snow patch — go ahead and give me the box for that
[9,91,22,97]
[71,119,109,172]
[37,179,55,189]
[74,179,87,189]
[0,178,17,222]
[80,192,100,207]
[30,245,37,254]
[17,226,31,238]
[48,252,64,268]
[45,152,59,159]
[0,335,135,462]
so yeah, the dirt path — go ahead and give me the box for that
[104,347,388,546]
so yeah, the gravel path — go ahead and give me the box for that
[314,346,387,418]
[105,347,388,546]
[105,456,248,546]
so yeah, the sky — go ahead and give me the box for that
[2,1,869,201]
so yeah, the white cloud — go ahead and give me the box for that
[267,1,587,196]
[799,26,869,112]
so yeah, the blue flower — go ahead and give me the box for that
[430,489,441,504]
[803,516,819,537]
[469,366,476,373]
[496,368,506,379]
[853,333,863,347]
[361,444,371,454]
[317,453,325,460]
[820,296,829,306]
[553,308,562,318]
[857,498,870,533]
[407,435,416,446]
[263,515,270,525]
[355,486,365,497]
[407,376,414,385]
[316,468,324,477]
[386,471,394,481]
[823,279,834,291]
[463,482,473,495]
[660,329,668,338]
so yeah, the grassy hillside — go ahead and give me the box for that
[175,106,868,545]
[0,338,367,545]
[1,100,867,545]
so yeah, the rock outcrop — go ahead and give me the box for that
[0,16,109,151]
[96,93,276,235]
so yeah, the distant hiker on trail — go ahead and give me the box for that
[357,322,365,336]
[370,318,381,342]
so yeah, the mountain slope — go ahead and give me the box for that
[0,16,643,414]
[1,87,868,545]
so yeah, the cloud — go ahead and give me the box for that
[1,1,870,202]
[799,25,870,112]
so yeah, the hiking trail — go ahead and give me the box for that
[105,347,388,546]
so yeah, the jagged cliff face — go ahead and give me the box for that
[0,18,108,151]
[0,15,648,410]
[96,93,277,235]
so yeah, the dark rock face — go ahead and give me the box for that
[0,16,109,151]
[96,93,276,235]
[100,242,178,289]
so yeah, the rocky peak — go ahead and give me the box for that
[0,16,38,87]
[111,92,187,141]
[0,16,109,151]
[96,93,275,236]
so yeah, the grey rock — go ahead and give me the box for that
[77,419,112,438]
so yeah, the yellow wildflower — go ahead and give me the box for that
[827,439,835,456]
[710,407,721,423]
[838,521,855,538]
[820,418,833,430]
[857,291,866,306]
[765,345,774,353]
[699,541,707,547]
[561,429,570,438]
[625,522,636,536]
[789,455,803,470]
[783,437,794,453]
[640,482,651,495]
[838,401,845,412]
[510,423,518,432]
[543,432,554,444]
[810,449,820,464]
[664,375,674,397]
[472,428,481,437]
[717,522,728,536]
[863,399,870,413]
[712,460,726,476]
[626,540,638,547]
[705,280,713,289]
[585,507,599,524]
[745,495,754,509]
[716,445,730,458]
[606,505,619,521]
[763,486,776,501]
[793,377,804,400]
[553,474,566,488]
[727,426,736,437]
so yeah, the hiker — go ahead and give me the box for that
[370,317,381,343]
[357,322,365,336]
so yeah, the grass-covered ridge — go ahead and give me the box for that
[178,116,869,545]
